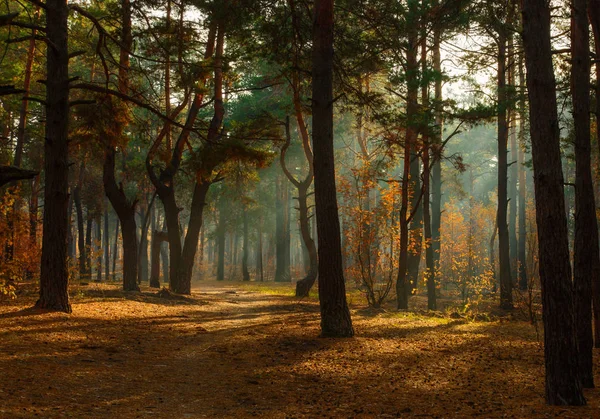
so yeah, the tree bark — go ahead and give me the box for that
[36,0,71,313]
[150,230,168,288]
[517,50,528,291]
[521,0,586,405]
[588,0,600,349]
[103,0,139,292]
[497,29,513,309]
[312,0,354,337]
[275,170,291,282]
[571,0,596,389]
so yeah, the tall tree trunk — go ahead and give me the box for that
[521,0,585,405]
[312,0,354,337]
[104,0,139,291]
[497,30,513,309]
[397,4,419,310]
[571,0,597,389]
[36,0,71,313]
[588,0,600,349]
[508,30,518,282]
[517,51,528,291]
[431,3,443,279]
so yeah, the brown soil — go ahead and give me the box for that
[0,281,598,418]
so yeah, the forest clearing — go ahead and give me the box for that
[1,281,599,418]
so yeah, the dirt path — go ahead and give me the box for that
[0,281,598,418]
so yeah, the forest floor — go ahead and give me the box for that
[1,281,599,419]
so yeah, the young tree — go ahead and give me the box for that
[521,0,585,405]
[312,0,353,337]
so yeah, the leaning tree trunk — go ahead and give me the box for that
[275,170,291,282]
[312,0,354,337]
[36,0,71,313]
[571,0,597,389]
[521,0,586,405]
[295,182,318,297]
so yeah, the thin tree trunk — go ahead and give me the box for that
[517,51,528,291]
[104,205,110,282]
[521,0,585,405]
[571,0,596,389]
[74,163,87,279]
[508,30,518,282]
[96,217,102,282]
[431,8,443,278]
[112,220,119,281]
[497,29,513,309]
[242,208,250,281]
[216,205,226,281]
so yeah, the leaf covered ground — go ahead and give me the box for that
[0,281,599,418]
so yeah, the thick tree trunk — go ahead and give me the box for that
[521,0,586,405]
[36,0,71,313]
[571,0,596,389]
[312,0,354,337]
[588,0,600,349]
[497,32,513,309]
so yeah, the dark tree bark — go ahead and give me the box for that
[280,116,318,297]
[396,134,411,310]
[497,28,513,310]
[150,230,169,288]
[103,0,139,292]
[407,151,423,292]
[104,204,110,282]
[96,217,102,282]
[588,0,600,349]
[517,52,528,291]
[112,219,119,281]
[571,0,597,389]
[216,204,226,281]
[85,214,93,278]
[521,0,586,405]
[36,0,71,313]
[508,30,518,282]
[312,0,354,337]
[74,163,87,279]
[146,22,220,294]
